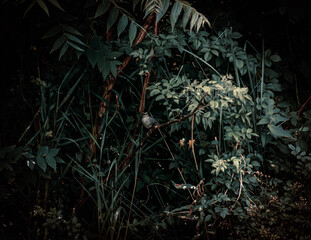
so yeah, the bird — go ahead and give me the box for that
[142,112,159,129]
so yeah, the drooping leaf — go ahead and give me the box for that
[50,35,65,53]
[196,15,204,32]
[37,0,49,16]
[117,15,128,38]
[36,156,47,172]
[129,21,137,46]
[46,155,56,170]
[94,0,110,18]
[106,7,119,32]
[156,0,170,23]
[189,11,199,32]
[268,124,294,139]
[182,5,192,31]
[46,0,64,11]
[170,1,183,31]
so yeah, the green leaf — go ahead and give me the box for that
[189,11,199,32]
[270,54,281,62]
[156,0,170,23]
[65,33,86,46]
[50,35,65,53]
[36,156,47,172]
[182,5,191,30]
[117,15,128,38]
[235,58,244,69]
[94,0,110,18]
[170,1,183,31]
[268,124,294,139]
[47,148,59,157]
[46,155,56,170]
[58,43,69,60]
[67,41,85,52]
[37,0,49,16]
[129,21,137,46]
[257,117,270,125]
[46,0,64,11]
[62,24,83,36]
[38,146,48,157]
[149,89,160,97]
[106,7,119,32]
[87,48,98,68]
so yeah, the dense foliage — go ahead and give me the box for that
[1,0,311,239]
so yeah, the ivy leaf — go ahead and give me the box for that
[46,155,56,170]
[129,21,137,46]
[117,15,128,38]
[106,7,119,32]
[268,124,294,139]
[170,1,183,31]
[36,156,47,172]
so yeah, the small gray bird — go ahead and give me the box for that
[142,112,159,129]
